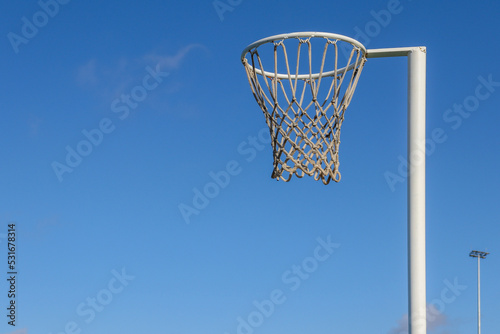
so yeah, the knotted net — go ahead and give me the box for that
[241,33,367,184]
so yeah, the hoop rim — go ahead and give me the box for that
[240,31,367,80]
[240,31,367,63]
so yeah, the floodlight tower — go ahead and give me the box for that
[469,250,489,334]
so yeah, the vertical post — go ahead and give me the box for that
[469,250,488,334]
[478,255,481,334]
[407,47,427,334]
[367,46,428,334]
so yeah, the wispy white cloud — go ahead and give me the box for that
[28,113,43,136]
[75,44,207,99]
[76,58,98,86]
[388,304,450,334]
[427,304,448,331]
[389,313,408,334]
[143,44,208,70]
[73,43,208,121]
[3,328,28,334]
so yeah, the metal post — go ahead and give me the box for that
[407,47,427,334]
[367,47,427,334]
[469,250,489,334]
[478,255,481,334]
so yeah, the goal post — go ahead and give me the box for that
[368,46,427,334]
[241,33,427,334]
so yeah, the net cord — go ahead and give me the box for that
[243,37,366,184]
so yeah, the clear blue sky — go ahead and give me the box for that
[1,0,499,333]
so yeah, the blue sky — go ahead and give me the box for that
[1,0,499,333]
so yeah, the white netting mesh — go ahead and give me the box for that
[242,35,366,184]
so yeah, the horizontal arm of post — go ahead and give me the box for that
[366,47,426,58]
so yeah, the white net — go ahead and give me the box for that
[242,34,367,184]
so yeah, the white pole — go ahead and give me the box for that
[367,47,427,334]
[407,47,427,334]
[478,255,481,334]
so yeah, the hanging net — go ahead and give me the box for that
[241,32,367,184]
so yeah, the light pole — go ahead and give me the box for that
[469,250,489,334]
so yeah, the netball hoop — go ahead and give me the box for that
[241,31,427,334]
[241,32,367,184]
